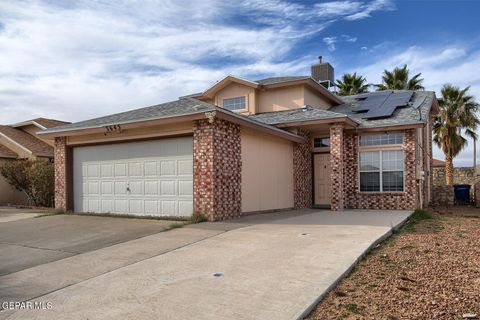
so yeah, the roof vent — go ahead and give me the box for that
[311,56,334,88]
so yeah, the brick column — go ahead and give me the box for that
[193,117,241,221]
[293,129,312,209]
[330,125,344,210]
[54,137,68,210]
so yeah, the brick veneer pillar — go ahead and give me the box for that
[293,129,312,209]
[193,117,241,221]
[330,125,345,210]
[54,136,68,210]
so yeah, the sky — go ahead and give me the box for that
[0,0,479,166]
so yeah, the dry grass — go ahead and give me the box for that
[307,207,480,320]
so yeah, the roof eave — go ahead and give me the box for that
[275,116,358,128]
[38,112,208,138]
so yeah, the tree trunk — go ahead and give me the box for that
[445,154,454,185]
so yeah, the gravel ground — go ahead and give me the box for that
[307,207,480,320]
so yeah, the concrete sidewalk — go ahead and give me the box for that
[1,209,410,320]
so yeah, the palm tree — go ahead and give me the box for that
[375,64,425,91]
[335,72,369,96]
[433,84,480,185]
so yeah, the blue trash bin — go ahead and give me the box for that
[453,184,471,204]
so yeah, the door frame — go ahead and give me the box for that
[312,151,331,209]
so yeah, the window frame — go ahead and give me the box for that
[222,96,247,112]
[313,136,331,149]
[357,134,405,193]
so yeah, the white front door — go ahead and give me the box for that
[314,153,331,206]
[73,137,193,216]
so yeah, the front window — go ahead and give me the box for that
[359,150,404,192]
[360,133,404,146]
[314,137,330,148]
[223,96,246,111]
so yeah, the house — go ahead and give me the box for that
[0,118,70,205]
[39,59,437,221]
[432,158,445,167]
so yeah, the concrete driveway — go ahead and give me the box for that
[0,214,173,276]
[0,207,45,224]
[0,209,410,320]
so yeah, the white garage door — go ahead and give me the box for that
[73,137,193,216]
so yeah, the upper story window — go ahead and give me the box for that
[359,133,404,146]
[313,137,330,148]
[223,96,246,111]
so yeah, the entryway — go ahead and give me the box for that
[314,153,331,207]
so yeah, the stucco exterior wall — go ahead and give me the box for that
[241,128,294,213]
[0,158,29,205]
[257,85,304,113]
[303,87,332,109]
[213,82,256,115]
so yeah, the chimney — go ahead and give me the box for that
[311,56,334,88]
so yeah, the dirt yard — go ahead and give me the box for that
[307,207,480,320]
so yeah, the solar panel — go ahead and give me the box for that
[354,91,390,112]
[356,91,414,119]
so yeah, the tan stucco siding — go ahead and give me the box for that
[214,83,256,115]
[66,122,193,146]
[303,87,332,109]
[241,128,294,213]
[257,85,304,113]
[0,158,29,205]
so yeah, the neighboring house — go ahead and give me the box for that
[40,59,437,221]
[0,118,70,205]
[432,158,446,167]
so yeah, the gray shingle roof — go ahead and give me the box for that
[330,90,435,128]
[43,98,216,133]
[249,106,352,125]
[255,76,310,86]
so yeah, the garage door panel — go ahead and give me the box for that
[74,137,193,216]
[144,200,158,215]
[178,200,193,216]
[128,181,143,195]
[114,163,127,177]
[100,181,113,195]
[88,199,100,212]
[101,199,114,212]
[144,161,158,176]
[128,162,143,177]
[160,180,176,196]
[129,199,143,214]
[114,181,127,195]
[114,199,128,213]
[144,181,159,196]
[87,164,100,178]
[178,180,193,196]
[161,200,176,215]
[100,164,113,177]
[160,160,176,176]
[87,181,99,195]
[177,160,193,175]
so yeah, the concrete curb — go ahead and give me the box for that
[296,211,412,319]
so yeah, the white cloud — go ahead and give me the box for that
[323,34,357,51]
[0,0,392,124]
[314,0,395,20]
[348,45,480,167]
